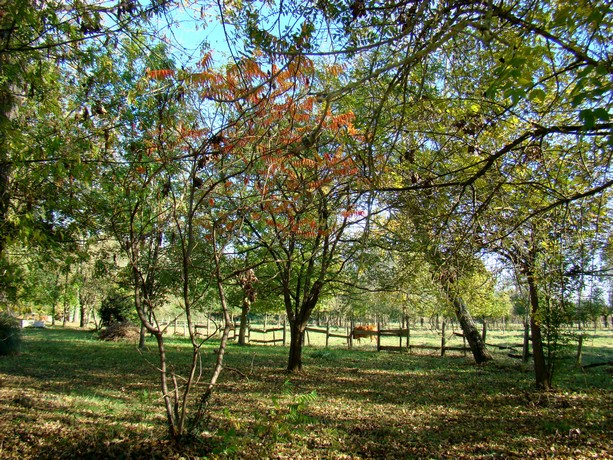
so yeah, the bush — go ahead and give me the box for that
[99,291,136,326]
[0,313,22,356]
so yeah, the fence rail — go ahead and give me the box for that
[156,318,600,364]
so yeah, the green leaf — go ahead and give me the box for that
[592,107,610,122]
[528,88,546,103]
[579,109,595,129]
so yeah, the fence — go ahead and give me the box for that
[160,317,610,368]
[220,320,472,356]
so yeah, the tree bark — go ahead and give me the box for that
[481,319,487,342]
[138,322,146,349]
[522,318,530,363]
[451,295,492,363]
[287,320,306,372]
[79,301,86,328]
[237,298,250,346]
[527,272,551,389]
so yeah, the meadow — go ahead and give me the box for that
[0,326,611,459]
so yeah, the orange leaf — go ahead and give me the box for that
[146,68,175,80]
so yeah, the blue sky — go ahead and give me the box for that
[149,3,236,67]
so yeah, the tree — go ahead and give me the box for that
[0,1,169,305]
[237,268,258,346]
[225,0,613,371]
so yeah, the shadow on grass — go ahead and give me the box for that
[0,328,611,459]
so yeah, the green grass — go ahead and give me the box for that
[0,327,611,459]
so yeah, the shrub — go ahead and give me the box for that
[0,313,22,356]
[99,291,136,326]
[98,321,140,341]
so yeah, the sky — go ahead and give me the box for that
[149,3,235,67]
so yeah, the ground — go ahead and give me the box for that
[0,327,611,459]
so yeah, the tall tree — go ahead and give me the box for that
[0,0,168,305]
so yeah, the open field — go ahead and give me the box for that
[0,327,611,459]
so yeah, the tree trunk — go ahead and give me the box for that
[237,298,250,346]
[287,320,305,372]
[527,273,551,390]
[449,294,492,364]
[481,319,487,342]
[79,303,86,328]
[138,322,146,349]
[522,318,530,363]
[576,334,584,367]
[62,271,70,327]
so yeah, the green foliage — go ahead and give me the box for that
[575,288,608,323]
[0,313,21,355]
[251,379,319,445]
[511,292,530,317]
[309,347,338,360]
[99,290,136,326]
[284,386,318,425]
[458,270,512,319]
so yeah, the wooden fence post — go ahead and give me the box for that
[326,323,330,348]
[349,319,354,349]
[377,321,381,352]
[407,322,411,352]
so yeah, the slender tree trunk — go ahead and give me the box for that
[138,322,146,349]
[79,302,86,328]
[527,272,551,390]
[62,272,70,327]
[192,252,234,430]
[238,298,250,346]
[522,318,531,363]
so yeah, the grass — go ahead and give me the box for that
[0,326,611,459]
